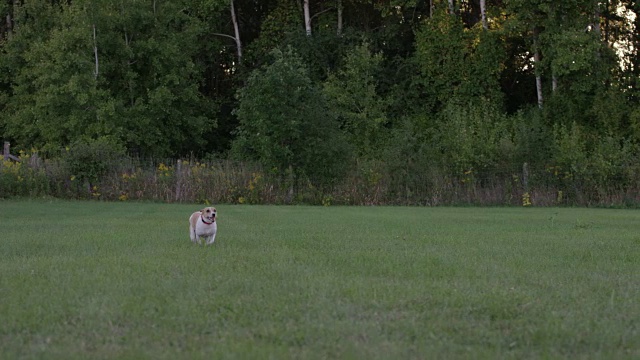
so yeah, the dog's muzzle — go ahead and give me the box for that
[201,214,216,224]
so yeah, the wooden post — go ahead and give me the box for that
[3,141,20,161]
[175,159,182,202]
[522,162,529,192]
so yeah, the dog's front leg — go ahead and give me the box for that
[190,229,199,245]
[206,234,216,246]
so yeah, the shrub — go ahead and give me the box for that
[232,47,351,192]
[61,137,125,196]
[0,150,49,198]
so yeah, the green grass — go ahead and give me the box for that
[0,200,638,359]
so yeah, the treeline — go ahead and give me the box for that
[1,1,640,205]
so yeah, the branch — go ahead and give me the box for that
[310,7,335,22]
[212,32,238,42]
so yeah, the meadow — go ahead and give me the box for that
[0,200,638,359]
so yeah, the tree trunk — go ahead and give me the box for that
[593,4,601,35]
[604,0,610,46]
[6,0,17,38]
[448,0,455,15]
[480,0,487,30]
[337,0,342,36]
[535,60,543,108]
[93,24,99,79]
[533,32,543,109]
[5,14,11,40]
[230,0,242,64]
[304,0,311,36]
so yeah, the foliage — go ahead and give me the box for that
[62,137,125,190]
[433,99,511,175]
[510,107,554,167]
[232,47,351,187]
[323,42,387,158]
[382,115,439,203]
[0,0,639,199]
[413,8,469,111]
[3,148,640,206]
[550,122,640,201]
[1,0,216,157]
[0,150,49,198]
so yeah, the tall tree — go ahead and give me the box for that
[1,0,217,156]
[304,0,311,35]
[232,47,350,187]
[210,0,243,65]
[480,0,487,29]
[324,42,387,157]
[337,0,343,35]
[230,0,242,64]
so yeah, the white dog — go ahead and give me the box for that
[189,207,217,245]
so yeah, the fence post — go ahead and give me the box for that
[3,141,20,161]
[175,159,182,202]
[522,162,529,192]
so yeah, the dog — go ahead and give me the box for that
[189,207,217,245]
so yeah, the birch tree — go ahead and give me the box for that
[304,0,311,35]
[480,0,487,30]
[337,0,342,35]
[212,0,242,65]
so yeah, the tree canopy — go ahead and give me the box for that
[1,0,639,186]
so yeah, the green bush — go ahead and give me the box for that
[61,137,125,195]
[0,150,49,198]
[232,47,351,190]
[433,99,510,176]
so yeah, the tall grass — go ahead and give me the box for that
[2,152,640,206]
[1,200,638,358]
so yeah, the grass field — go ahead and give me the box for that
[0,200,638,359]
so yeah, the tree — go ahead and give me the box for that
[232,47,350,188]
[413,6,504,111]
[1,2,105,154]
[414,7,468,111]
[323,42,387,158]
[211,0,243,65]
[1,0,217,157]
[480,0,487,29]
[304,0,311,36]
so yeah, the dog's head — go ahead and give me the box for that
[201,207,217,223]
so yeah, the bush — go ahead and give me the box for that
[232,47,351,191]
[0,150,49,198]
[433,99,511,176]
[61,137,125,195]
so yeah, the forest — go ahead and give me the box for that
[1,0,640,205]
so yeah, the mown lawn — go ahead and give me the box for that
[0,200,638,359]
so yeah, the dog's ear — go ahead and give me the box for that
[200,209,205,213]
